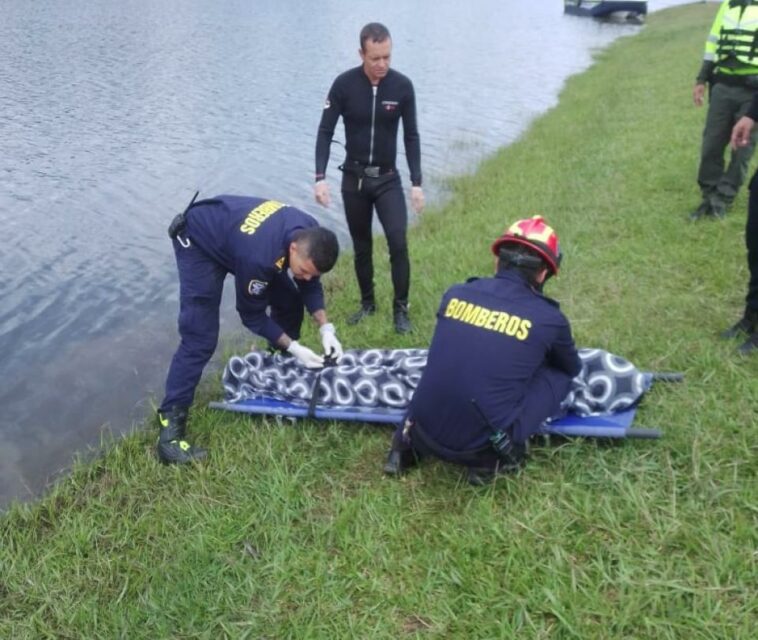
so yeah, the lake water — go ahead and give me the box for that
[0,0,699,507]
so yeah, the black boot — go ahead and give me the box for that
[382,447,418,476]
[720,308,758,339]
[688,198,712,221]
[157,407,207,464]
[467,442,527,486]
[347,303,376,325]
[738,332,758,356]
[393,303,413,334]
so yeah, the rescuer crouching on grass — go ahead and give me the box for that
[383,216,582,485]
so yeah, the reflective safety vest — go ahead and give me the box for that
[705,0,758,73]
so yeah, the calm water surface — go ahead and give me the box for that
[0,0,697,507]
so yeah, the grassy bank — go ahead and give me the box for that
[2,3,756,638]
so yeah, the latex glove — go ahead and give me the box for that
[314,180,331,207]
[731,115,755,149]
[319,323,344,360]
[287,341,324,369]
[410,186,425,213]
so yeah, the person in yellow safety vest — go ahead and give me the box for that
[691,0,758,220]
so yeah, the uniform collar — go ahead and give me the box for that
[494,269,560,307]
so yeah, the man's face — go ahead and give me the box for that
[288,242,320,281]
[360,38,392,85]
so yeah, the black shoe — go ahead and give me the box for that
[689,199,711,221]
[467,467,499,486]
[347,303,376,325]
[383,448,418,476]
[467,459,524,486]
[710,200,727,219]
[157,407,207,464]
[393,305,413,334]
[738,332,758,356]
[720,309,758,339]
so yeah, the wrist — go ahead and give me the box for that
[319,322,335,335]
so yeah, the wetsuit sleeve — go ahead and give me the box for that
[235,271,285,345]
[546,316,582,378]
[297,277,326,315]
[401,80,423,187]
[315,79,343,180]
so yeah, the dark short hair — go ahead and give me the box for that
[497,244,548,286]
[294,227,339,273]
[360,23,391,50]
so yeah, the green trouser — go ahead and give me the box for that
[698,82,758,206]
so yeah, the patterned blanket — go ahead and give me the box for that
[222,348,652,418]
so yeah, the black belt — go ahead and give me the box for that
[712,72,758,88]
[339,160,396,178]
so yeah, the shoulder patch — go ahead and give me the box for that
[247,279,268,296]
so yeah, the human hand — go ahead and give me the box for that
[410,186,425,213]
[319,322,344,360]
[692,83,706,107]
[731,116,755,149]
[287,340,325,368]
[314,180,331,207]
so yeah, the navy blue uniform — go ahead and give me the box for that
[743,95,758,313]
[160,195,326,412]
[404,270,581,467]
[315,66,421,309]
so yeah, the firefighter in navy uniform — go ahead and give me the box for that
[314,22,425,334]
[691,0,758,220]
[383,216,581,485]
[158,194,342,464]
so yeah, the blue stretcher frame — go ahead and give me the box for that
[208,397,662,439]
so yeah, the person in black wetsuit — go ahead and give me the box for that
[314,22,424,334]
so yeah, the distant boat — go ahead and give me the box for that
[564,1,648,21]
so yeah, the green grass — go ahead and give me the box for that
[2,4,757,638]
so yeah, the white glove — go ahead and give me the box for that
[319,323,344,360]
[287,341,324,369]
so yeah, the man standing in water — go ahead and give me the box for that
[314,23,425,333]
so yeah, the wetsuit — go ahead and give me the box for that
[160,195,325,412]
[394,270,581,470]
[315,66,422,310]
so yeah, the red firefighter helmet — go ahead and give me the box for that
[490,215,562,275]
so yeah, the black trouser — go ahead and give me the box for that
[391,364,574,471]
[341,171,409,309]
[746,173,758,311]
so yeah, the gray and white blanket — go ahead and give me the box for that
[222,348,652,417]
